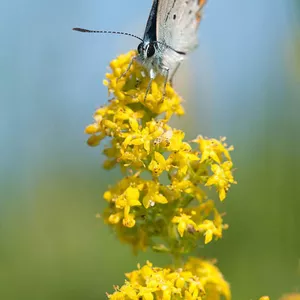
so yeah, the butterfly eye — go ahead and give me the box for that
[146,44,155,57]
[137,42,143,54]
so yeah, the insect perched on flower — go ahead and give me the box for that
[74,2,242,299]
[73,0,206,98]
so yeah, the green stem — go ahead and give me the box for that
[172,252,183,269]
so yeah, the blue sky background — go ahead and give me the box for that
[0,0,297,170]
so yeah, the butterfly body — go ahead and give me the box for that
[136,40,184,82]
[136,0,206,84]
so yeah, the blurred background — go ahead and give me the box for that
[1,0,300,299]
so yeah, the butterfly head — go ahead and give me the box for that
[137,41,156,60]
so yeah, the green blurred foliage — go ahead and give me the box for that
[2,68,300,300]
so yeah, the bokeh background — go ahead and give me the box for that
[1,0,300,299]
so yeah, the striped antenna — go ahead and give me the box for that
[72,28,143,41]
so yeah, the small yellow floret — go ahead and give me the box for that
[206,161,236,201]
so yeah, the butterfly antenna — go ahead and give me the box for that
[73,28,143,41]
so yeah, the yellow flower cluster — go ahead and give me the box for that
[107,258,231,300]
[86,51,236,254]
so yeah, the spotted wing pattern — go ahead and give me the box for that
[157,0,206,53]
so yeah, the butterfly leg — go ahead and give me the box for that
[117,56,137,81]
[145,78,153,101]
[161,67,169,100]
[144,68,156,101]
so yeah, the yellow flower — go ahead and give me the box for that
[206,161,236,201]
[108,212,122,225]
[115,186,141,210]
[184,257,231,300]
[165,129,185,151]
[113,186,141,228]
[148,151,168,176]
[197,220,217,244]
[142,181,168,208]
[166,142,199,177]
[194,136,233,164]
[103,176,144,228]
[108,284,137,300]
[172,210,198,237]
[171,202,227,245]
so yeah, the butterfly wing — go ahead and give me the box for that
[157,0,206,53]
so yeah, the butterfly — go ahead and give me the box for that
[73,0,206,97]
